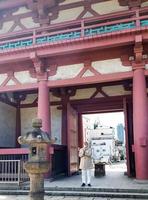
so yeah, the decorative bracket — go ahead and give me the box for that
[30,51,48,81]
[52,87,76,99]
[47,64,58,76]
[118,0,144,9]
[30,52,58,81]
[121,35,147,70]
[134,35,143,63]
[30,52,44,74]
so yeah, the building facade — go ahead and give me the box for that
[0,0,147,180]
[117,123,124,144]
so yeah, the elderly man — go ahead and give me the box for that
[79,141,94,187]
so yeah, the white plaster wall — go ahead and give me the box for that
[0,102,16,147]
[82,12,93,18]
[82,70,94,77]
[48,58,132,80]
[0,74,7,85]
[60,0,80,5]
[21,17,40,29]
[51,7,83,24]
[0,21,14,34]
[21,94,37,104]
[102,85,131,96]
[52,0,128,24]
[21,93,61,104]
[70,85,131,100]
[50,93,61,102]
[14,71,37,84]
[95,93,104,98]
[92,59,132,74]
[92,0,128,15]
[12,26,22,32]
[0,6,39,34]
[145,64,148,69]
[141,2,148,7]
[21,107,37,137]
[70,88,96,100]
[12,6,31,15]
[51,106,62,144]
[21,106,62,144]
[48,64,84,80]
[6,80,16,86]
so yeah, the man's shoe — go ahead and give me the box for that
[88,183,91,187]
[81,183,86,187]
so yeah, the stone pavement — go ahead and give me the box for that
[0,162,148,200]
[43,162,148,190]
[0,196,145,200]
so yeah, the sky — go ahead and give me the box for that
[83,112,125,136]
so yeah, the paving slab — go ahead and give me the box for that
[0,196,146,200]
[0,163,148,199]
[43,163,148,190]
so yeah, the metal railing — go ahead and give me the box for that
[0,7,147,51]
[0,160,29,185]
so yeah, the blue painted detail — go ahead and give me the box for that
[36,37,47,44]
[0,39,33,50]
[141,20,148,27]
[84,21,135,36]
[73,32,81,38]
[36,31,81,44]
[0,21,139,51]
[20,39,33,47]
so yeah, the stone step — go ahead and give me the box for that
[43,187,148,194]
[45,190,148,199]
[0,189,148,199]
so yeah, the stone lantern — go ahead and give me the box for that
[18,118,53,200]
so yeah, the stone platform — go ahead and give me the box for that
[0,162,148,199]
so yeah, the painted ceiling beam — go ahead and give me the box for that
[0,0,57,10]
[118,0,147,8]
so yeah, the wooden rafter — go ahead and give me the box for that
[90,87,109,98]
[76,60,101,78]
[0,72,21,87]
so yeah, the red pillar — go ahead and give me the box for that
[61,99,68,145]
[123,98,130,177]
[78,114,83,148]
[37,80,50,134]
[38,80,51,177]
[15,105,21,148]
[133,67,148,180]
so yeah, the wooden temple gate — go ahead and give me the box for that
[0,0,147,181]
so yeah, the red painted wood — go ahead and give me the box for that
[67,103,79,176]
[0,148,29,155]
[0,8,148,65]
[0,72,133,93]
[61,97,68,146]
[133,68,148,180]
[0,7,136,40]
[125,99,136,177]
[0,0,27,10]
[47,72,133,88]
[38,80,50,134]
[77,106,123,114]
[0,83,38,93]
[0,32,136,64]
[0,147,54,155]
[37,80,51,177]
[123,97,131,177]
[78,114,83,148]
[15,105,21,148]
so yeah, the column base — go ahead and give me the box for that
[134,179,148,184]
[29,191,44,200]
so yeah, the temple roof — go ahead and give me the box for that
[0,0,147,11]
